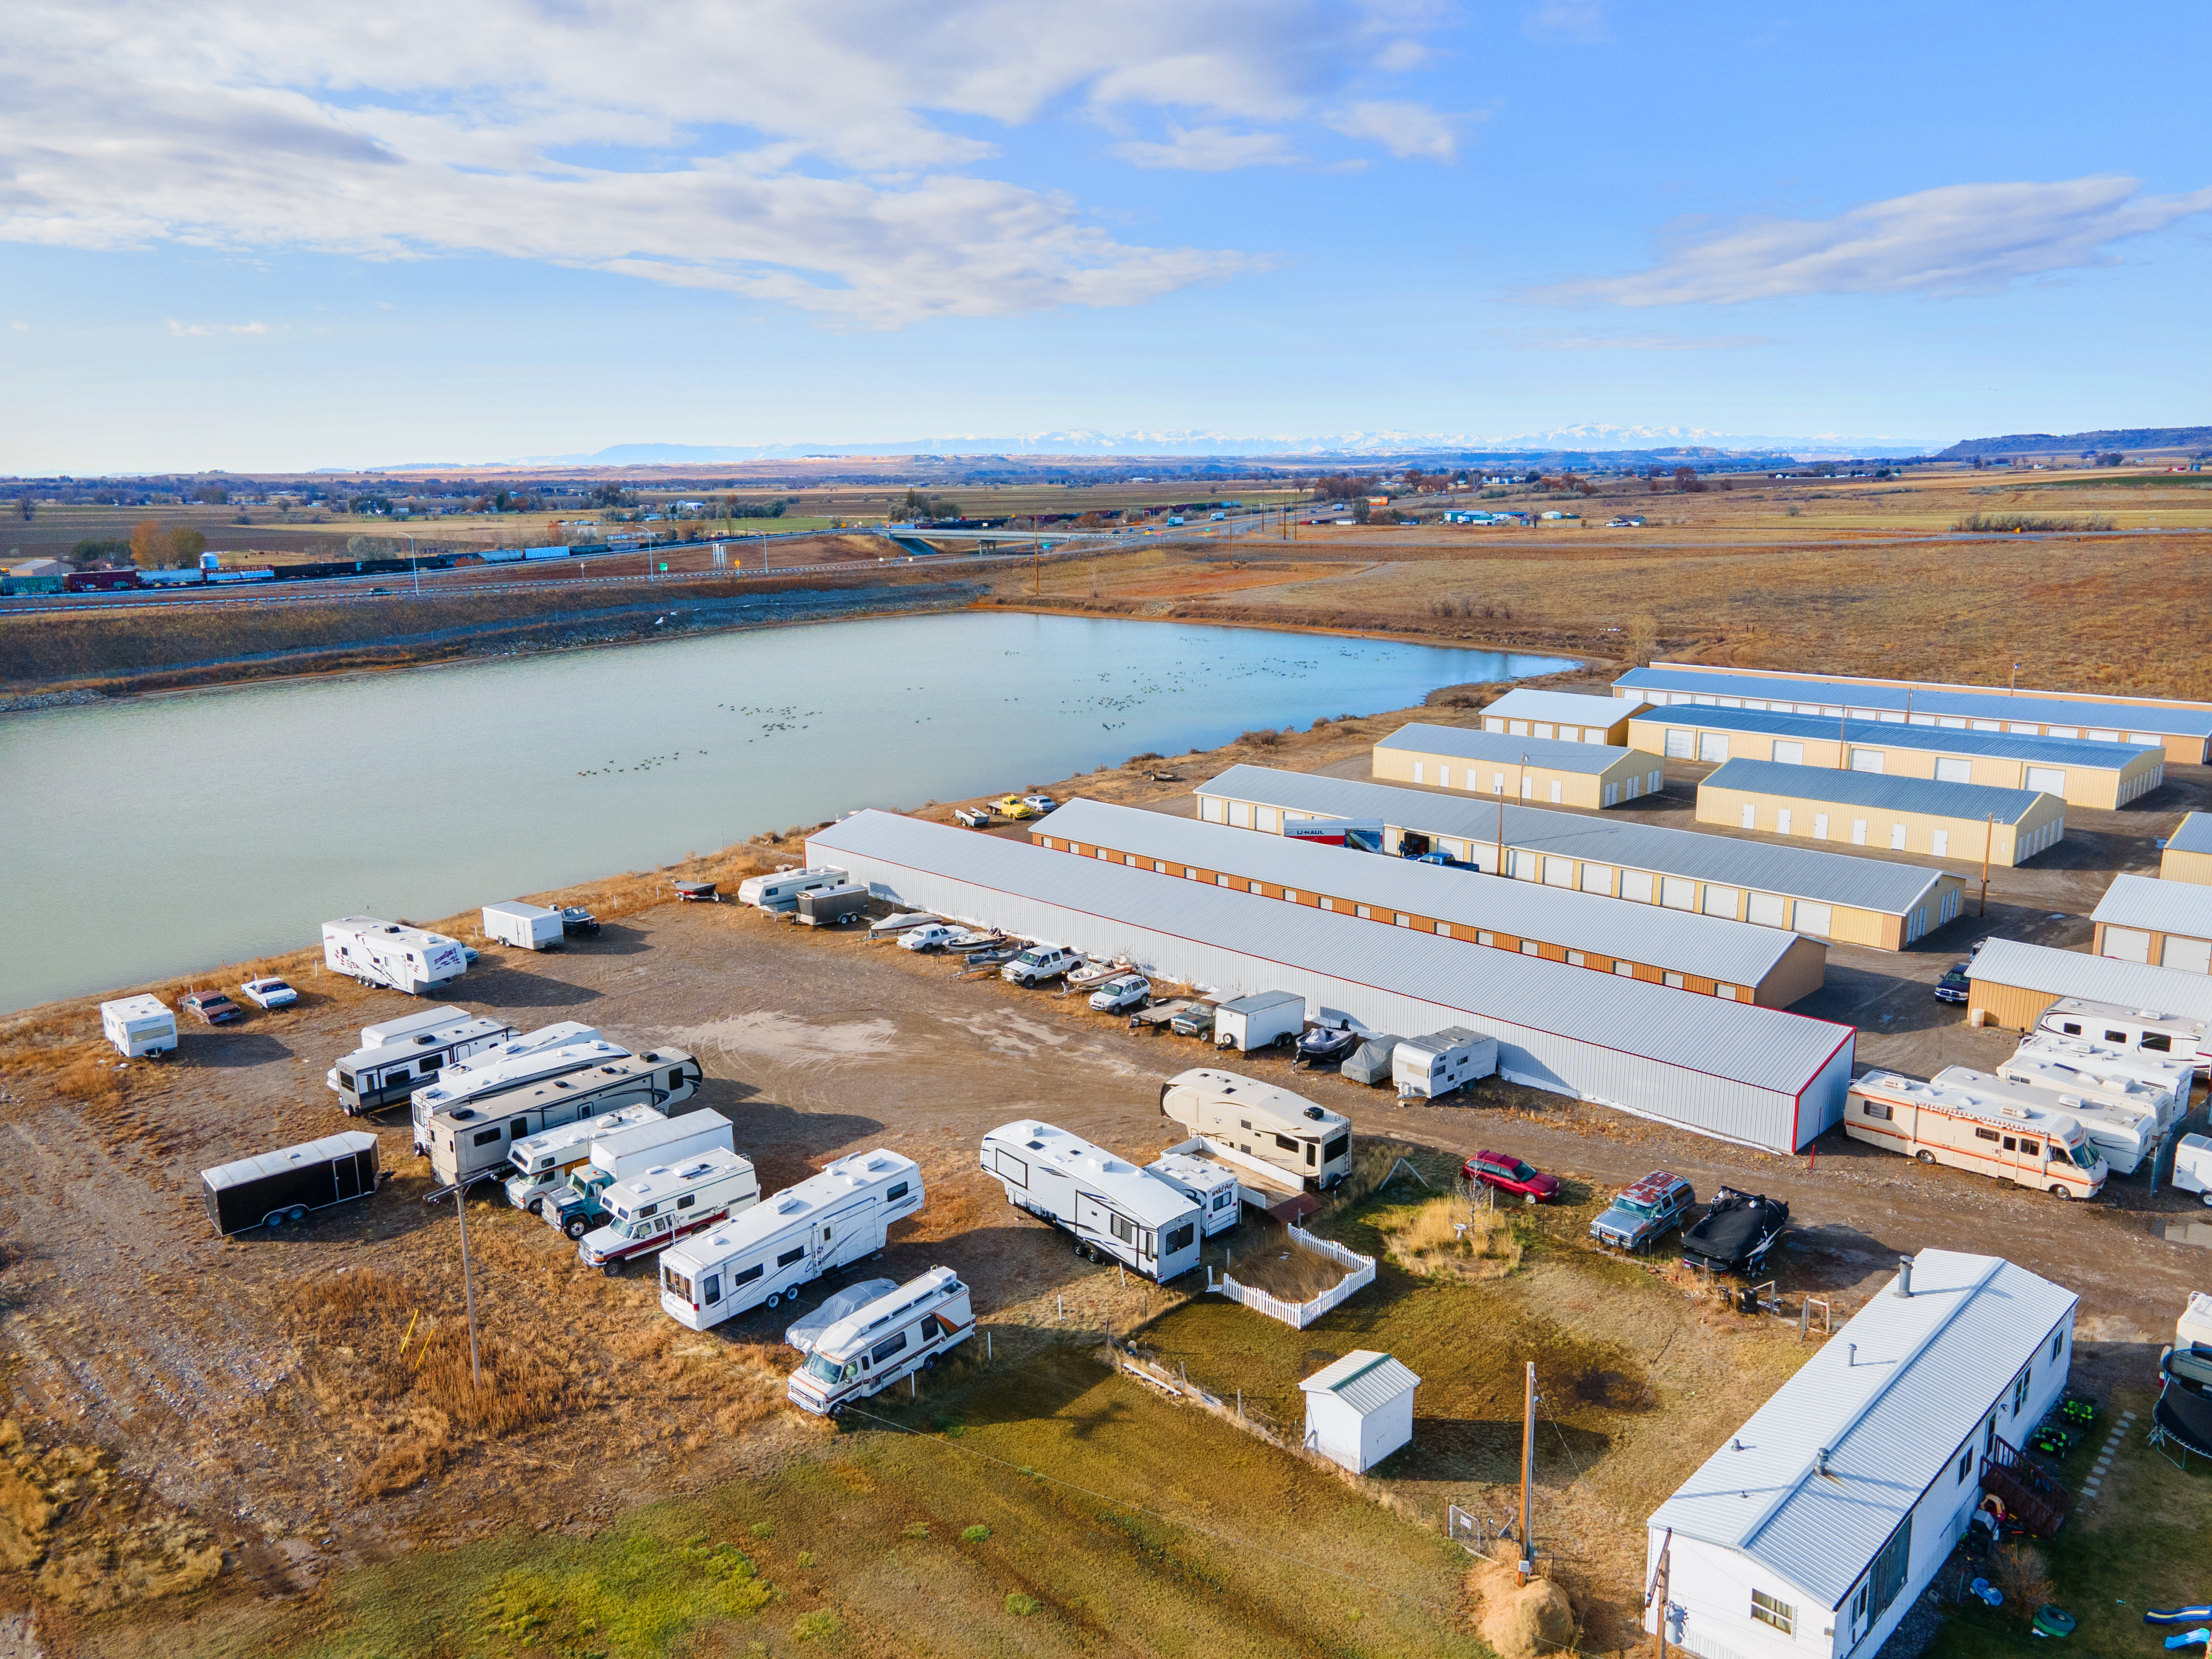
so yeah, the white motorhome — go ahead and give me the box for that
[328,1015,517,1117]
[1998,1050,2180,1134]
[980,1120,1203,1282]
[736,866,849,911]
[101,995,176,1058]
[500,1103,669,1213]
[786,1267,975,1417]
[578,1147,760,1275]
[2010,1031,2195,1114]
[1934,1064,2152,1175]
[482,900,564,951]
[1147,1144,1243,1237]
[1392,1027,1499,1100]
[658,1149,923,1331]
[322,916,471,995]
[1844,1070,2106,1198]
[540,1108,739,1237]
[2037,997,2209,1072]
[1157,1068,1353,1191]
[425,1050,699,1188]
[408,1035,627,1152]
[1212,990,1306,1054]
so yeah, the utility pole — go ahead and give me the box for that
[1517,1360,1537,1583]
[1979,812,1994,917]
[1495,796,1505,878]
[455,1178,483,1389]
[1648,1528,1673,1659]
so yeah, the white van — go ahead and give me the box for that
[736,866,849,912]
[786,1267,975,1417]
[2037,998,2209,1072]
[1844,1070,2105,1198]
[482,901,564,951]
[1157,1068,1353,1190]
[101,995,176,1058]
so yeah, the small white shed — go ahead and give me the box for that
[1300,1350,1419,1474]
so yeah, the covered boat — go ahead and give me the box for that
[1679,1187,1790,1275]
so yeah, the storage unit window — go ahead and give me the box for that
[1750,1590,1796,1635]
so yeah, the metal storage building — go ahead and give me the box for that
[1647,1250,2077,1659]
[1626,705,2163,810]
[2092,873,2212,974]
[1374,722,1659,809]
[1611,661,2212,764]
[1696,758,2063,869]
[1478,687,1647,746]
[2161,813,2212,887]
[810,811,1855,1152]
[1194,765,1962,952]
[1301,1351,1419,1474]
[1968,936,2212,1031]
[1032,796,1827,1006]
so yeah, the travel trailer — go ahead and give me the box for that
[736,866,849,911]
[327,1015,517,1116]
[1936,1065,2153,1175]
[321,917,470,995]
[101,995,176,1058]
[540,1109,740,1237]
[500,1104,670,1213]
[1844,1070,2106,1197]
[1392,1027,1499,1100]
[357,1005,469,1050]
[407,1035,627,1152]
[2037,998,2209,1071]
[981,1121,1203,1282]
[786,1267,975,1417]
[658,1149,923,1331]
[577,1147,760,1275]
[424,1050,699,1188]
[1146,1144,1244,1237]
[1157,1068,1353,1191]
[482,900,565,951]
[1997,1050,2180,1133]
[201,1130,380,1236]
[2010,1031,2195,1117]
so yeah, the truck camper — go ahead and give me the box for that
[541,1109,739,1237]
[501,1103,675,1213]
[2010,1030,2196,1118]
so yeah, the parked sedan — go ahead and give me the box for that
[237,976,296,1009]
[1462,1150,1560,1204]
[899,924,963,953]
[182,991,243,1025]
[1089,973,1151,1014]
[1934,963,1972,1005]
[1020,794,1058,815]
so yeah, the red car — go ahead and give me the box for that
[1462,1150,1559,1203]
[181,991,243,1025]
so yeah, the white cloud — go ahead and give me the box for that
[1532,175,2212,306]
[1522,1,1606,43]
[1324,100,1460,161]
[1111,124,1302,171]
[8,320,27,331]
[165,319,212,337]
[1492,328,1772,351]
[231,321,268,334]
[0,0,1451,327]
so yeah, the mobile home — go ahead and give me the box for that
[425,1049,700,1188]
[1158,1068,1353,1190]
[500,1104,668,1212]
[1934,1065,2153,1175]
[1147,1145,1244,1237]
[482,900,565,951]
[1843,1071,2105,1198]
[328,1014,518,1116]
[981,1121,1203,1282]
[786,1267,975,1417]
[101,995,176,1058]
[201,1130,380,1236]
[1392,1027,1499,1100]
[408,1036,628,1151]
[322,916,471,995]
[577,1147,760,1275]
[658,1149,924,1330]
[736,866,849,911]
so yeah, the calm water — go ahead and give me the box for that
[1,612,1572,1010]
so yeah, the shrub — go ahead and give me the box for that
[1239,728,1282,748]
[901,1521,930,1539]
[1992,1543,2053,1617]
[750,1521,775,1540]
[961,1525,992,1543]
[792,1610,841,1641]
[1005,1593,1041,1618]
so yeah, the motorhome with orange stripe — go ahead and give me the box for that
[1844,1070,2105,1198]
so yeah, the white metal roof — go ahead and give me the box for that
[813,1266,963,1360]
[1648,1250,2076,1610]
[1480,687,1647,729]
[604,1146,753,1211]
[2167,813,2212,857]
[1301,1350,1420,1412]
[1197,765,1945,916]
[814,812,1854,1100]
[202,1130,378,1192]
[2093,872,2212,939]
[1379,721,1639,775]
[360,1005,471,1047]
[484,899,561,920]
[1040,797,1811,989]
[1968,937,2212,1023]
[986,1119,1199,1227]
[1615,664,2212,740]
[1702,758,2046,822]
[1630,706,2152,768]
[412,1039,628,1113]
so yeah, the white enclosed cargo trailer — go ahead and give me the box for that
[1393,1026,1499,1100]
[426,1050,700,1188]
[1146,1143,1244,1237]
[786,1267,975,1417]
[1157,1068,1353,1191]
[482,900,565,951]
[1212,990,1306,1053]
[329,1015,517,1116]
[578,1147,759,1275]
[541,1108,739,1237]
[980,1120,1202,1282]
[322,916,469,995]
[658,1149,923,1330]
[501,1103,668,1212]
[101,994,176,1058]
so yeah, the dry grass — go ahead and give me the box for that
[1224,1233,1358,1301]
[1372,1195,1522,1282]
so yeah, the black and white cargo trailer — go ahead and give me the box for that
[201,1130,382,1235]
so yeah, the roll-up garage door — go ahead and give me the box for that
[2101,927,2152,964]
[1659,876,1695,910]
[1772,740,1804,765]
[1702,885,1741,920]
[2163,937,2212,974]
[1850,749,1885,773]
[2026,766,2066,795]
[1746,893,1787,927]
[1543,857,1574,888]
[1793,902,1833,937]
[1934,757,1972,783]
[1665,728,1694,759]
[1697,733,1729,763]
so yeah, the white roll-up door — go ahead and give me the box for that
[1580,863,1615,895]
[1659,877,1695,910]
[1543,857,1574,888]
[1258,806,1281,832]
[1201,796,1226,823]
[1934,758,1972,783]
[2026,766,2066,795]
[2101,927,2151,963]
[1702,885,1741,920]
[1850,749,1885,773]
[1665,729,1693,759]
[1794,902,1833,937]
[1698,733,1729,763]
[1772,740,1804,765]
[2163,936,2212,975]
[1229,800,1253,827]
[1621,869,1655,902]
[1747,893,1787,927]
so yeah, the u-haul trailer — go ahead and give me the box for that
[425,1049,700,1188]
[408,1032,624,1153]
[541,1109,739,1237]
[980,1120,1202,1282]
[328,1015,517,1116]
[101,995,176,1058]
[322,916,470,995]
[1147,1143,1244,1237]
[578,1147,759,1276]
[202,1130,380,1236]
[658,1149,923,1331]
[482,900,564,951]
[1157,1068,1353,1191]
[1843,1070,2106,1197]
[501,1103,669,1213]
[786,1267,974,1417]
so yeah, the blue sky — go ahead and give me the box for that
[3,0,2208,472]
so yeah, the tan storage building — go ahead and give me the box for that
[1031,796,1827,1006]
[1375,722,1658,810]
[2091,873,2212,974]
[1696,758,2064,869]
[1193,764,1965,952]
[1966,937,2212,1033]
[1479,687,1648,747]
[2161,813,2212,886]
[1612,661,2212,765]
[1627,705,2162,811]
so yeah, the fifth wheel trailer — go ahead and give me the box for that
[202,1130,381,1236]
[328,1014,518,1115]
[1158,1068,1353,1189]
[425,1050,700,1188]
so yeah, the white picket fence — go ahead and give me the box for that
[1219,1227,1376,1330]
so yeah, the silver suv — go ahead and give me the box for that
[1002,946,1079,987]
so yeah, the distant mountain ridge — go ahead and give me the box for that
[1937,426,2212,459]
